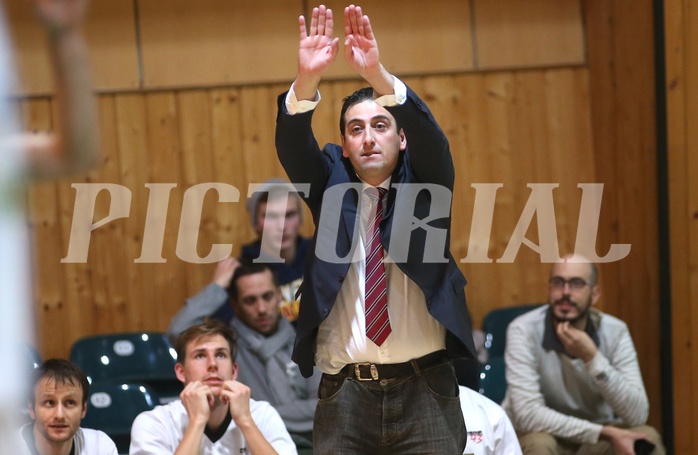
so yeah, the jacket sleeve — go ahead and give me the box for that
[167,283,229,339]
[385,85,455,188]
[275,91,332,213]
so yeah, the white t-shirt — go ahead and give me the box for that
[14,424,118,455]
[130,399,298,455]
[460,386,522,455]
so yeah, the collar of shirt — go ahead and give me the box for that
[542,305,601,357]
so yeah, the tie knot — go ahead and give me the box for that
[366,186,387,201]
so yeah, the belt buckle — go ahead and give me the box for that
[354,363,379,381]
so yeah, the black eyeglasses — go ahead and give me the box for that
[549,276,592,291]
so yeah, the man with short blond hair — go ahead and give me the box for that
[130,321,296,455]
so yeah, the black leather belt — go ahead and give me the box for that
[331,350,449,381]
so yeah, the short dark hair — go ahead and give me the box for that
[588,263,599,286]
[32,359,89,406]
[228,262,278,301]
[174,320,237,365]
[339,86,401,136]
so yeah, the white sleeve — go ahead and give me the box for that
[491,408,523,455]
[129,411,176,455]
[97,432,119,455]
[254,401,299,454]
[374,76,407,106]
[584,322,649,426]
[285,83,321,114]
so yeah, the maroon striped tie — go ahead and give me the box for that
[365,187,391,346]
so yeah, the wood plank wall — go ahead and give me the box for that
[664,0,698,452]
[582,0,663,439]
[8,0,666,441]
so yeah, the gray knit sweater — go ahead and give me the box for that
[501,305,649,445]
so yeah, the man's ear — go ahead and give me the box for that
[591,285,601,306]
[231,363,239,381]
[399,128,407,151]
[28,401,35,421]
[174,362,186,384]
[81,403,87,419]
[341,135,348,158]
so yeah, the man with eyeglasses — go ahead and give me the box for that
[501,256,665,455]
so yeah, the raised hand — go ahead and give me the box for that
[343,4,380,75]
[179,381,214,427]
[555,321,598,363]
[298,5,339,80]
[212,257,240,289]
[220,380,253,426]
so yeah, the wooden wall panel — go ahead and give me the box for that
[319,0,473,78]
[22,99,67,358]
[138,0,299,88]
[665,0,698,452]
[5,0,139,95]
[583,0,661,431]
[474,0,585,69]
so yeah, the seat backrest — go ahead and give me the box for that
[482,304,541,358]
[70,332,177,383]
[70,332,182,404]
[81,381,159,453]
[478,357,507,404]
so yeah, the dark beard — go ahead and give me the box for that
[552,296,591,326]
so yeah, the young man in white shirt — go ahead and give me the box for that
[130,321,296,455]
[14,359,118,455]
[459,386,522,455]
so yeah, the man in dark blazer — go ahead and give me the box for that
[275,4,477,454]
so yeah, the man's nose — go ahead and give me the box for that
[362,128,375,145]
[266,215,284,231]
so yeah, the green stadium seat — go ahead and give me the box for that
[70,332,182,404]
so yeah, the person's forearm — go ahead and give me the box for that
[35,25,99,177]
[361,64,394,97]
[173,421,206,455]
[292,74,322,102]
[167,283,228,338]
[237,419,278,455]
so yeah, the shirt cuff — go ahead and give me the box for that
[374,76,407,107]
[586,350,611,381]
[286,83,321,115]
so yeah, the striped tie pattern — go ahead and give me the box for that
[365,187,391,346]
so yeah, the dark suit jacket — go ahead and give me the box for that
[275,85,477,377]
